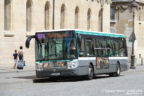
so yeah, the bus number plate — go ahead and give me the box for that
[51,73,60,76]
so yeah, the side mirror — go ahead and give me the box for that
[25,35,35,48]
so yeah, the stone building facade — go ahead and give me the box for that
[110,0,144,64]
[0,0,111,66]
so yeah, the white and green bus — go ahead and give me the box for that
[26,29,128,80]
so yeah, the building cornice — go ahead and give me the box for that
[112,0,144,4]
[111,0,144,12]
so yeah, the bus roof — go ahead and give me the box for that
[75,30,125,38]
[36,29,126,38]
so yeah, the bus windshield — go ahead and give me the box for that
[35,31,77,61]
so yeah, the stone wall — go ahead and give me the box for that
[111,2,144,64]
[0,0,111,66]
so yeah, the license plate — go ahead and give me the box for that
[51,73,60,76]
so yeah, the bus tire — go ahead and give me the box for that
[109,64,120,77]
[115,64,120,76]
[86,65,94,80]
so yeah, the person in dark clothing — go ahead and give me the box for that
[13,50,18,69]
[19,46,24,60]
[17,46,25,68]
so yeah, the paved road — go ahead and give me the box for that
[0,66,144,96]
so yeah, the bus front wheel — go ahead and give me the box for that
[86,65,94,80]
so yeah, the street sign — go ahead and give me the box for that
[129,32,136,42]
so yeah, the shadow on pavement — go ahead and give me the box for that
[33,75,123,83]
[14,75,124,83]
[13,75,36,79]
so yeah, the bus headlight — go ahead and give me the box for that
[67,60,78,69]
[36,62,43,71]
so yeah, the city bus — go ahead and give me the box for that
[26,29,128,80]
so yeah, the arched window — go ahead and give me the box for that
[4,0,11,30]
[87,9,91,30]
[75,7,79,29]
[138,8,141,21]
[45,2,50,30]
[98,9,102,32]
[60,4,65,29]
[26,0,32,32]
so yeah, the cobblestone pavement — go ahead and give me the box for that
[0,64,144,96]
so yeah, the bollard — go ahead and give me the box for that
[141,58,143,66]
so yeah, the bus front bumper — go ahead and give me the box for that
[36,67,82,78]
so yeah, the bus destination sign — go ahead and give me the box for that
[37,33,45,39]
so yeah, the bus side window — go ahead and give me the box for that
[101,38,107,57]
[118,38,127,57]
[121,39,127,56]
[79,38,85,57]
[99,39,102,56]
[85,38,94,57]
[107,39,113,57]
[94,38,98,56]
[95,38,101,57]
[111,39,115,56]
[119,39,124,56]
[124,39,128,56]
[114,39,119,57]
[99,39,103,56]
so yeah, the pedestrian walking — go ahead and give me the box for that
[13,50,18,69]
[17,46,25,69]
[18,46,24,61]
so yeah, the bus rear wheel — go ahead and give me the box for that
[109,65,120,77]
[86,65,94,80]
[115,65,120,76]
